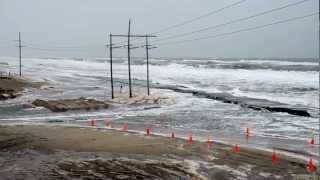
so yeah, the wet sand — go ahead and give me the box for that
[0,76,42,100]
[0,124,317,179]
[0,76,41,91]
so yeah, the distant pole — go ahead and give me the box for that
[145,36,150,96]
[127,19,132,98]
[109,34,114,99]
[18,32,22,76]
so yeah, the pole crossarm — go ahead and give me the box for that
[113,45,125,49]
[105,44,116,47]
[112,34,156,38]
[130,46,140,50]
[147,47,158,50]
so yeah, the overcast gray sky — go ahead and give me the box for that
[0,0,318,58]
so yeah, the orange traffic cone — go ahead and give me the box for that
[207,136,213,149]
[272,150,279,164]
[233,144,240,153]
[105,121,111,128]
[309,137,315,145]
[187,132,193,145]
[146,128,151,136]
[90,119,96,127]
[171,132,176,140]
[308,158,315,174]
[122,122,128,131]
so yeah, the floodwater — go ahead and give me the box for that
[0,56,319,158]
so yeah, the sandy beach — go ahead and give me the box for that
[0,124,315,179]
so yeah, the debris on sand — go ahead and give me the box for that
[55,158,202,180]
[32,98,109,112]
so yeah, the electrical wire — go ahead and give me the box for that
[112,0,247,45]
[147,0,312,44]
[153,0,247,34]
[25,46,83,52]
[154,12,318,46]
[26,42,103,49]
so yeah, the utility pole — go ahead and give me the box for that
[127,19,132,98]
[108,34,125,99]
[318,4,320,175]
[145,36,157,96]
[109,34,114,99]
[18,32,22,76]
[145,36,150,96]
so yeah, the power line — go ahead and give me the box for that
[27,44,84,49]
[26,44,106,52]
[3,40,103,51]
[113,0,247,45]
[0,45,14,48]
[148,0,312,44]
[152,0,247,34]
[0,40,13,43]
[155,12,318,46]
[26,43,103,49]
[25,46,83,52]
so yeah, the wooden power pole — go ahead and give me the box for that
[15,32,24,76]
[127,19,132,98]
[145,36,149,96]
[108,34,125,99]
[109,34,114,99]
[18,32,22,76]
[145,36,157,96]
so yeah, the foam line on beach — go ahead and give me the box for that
[154,84,312,117]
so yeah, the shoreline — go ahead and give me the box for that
[0,124,317,179]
